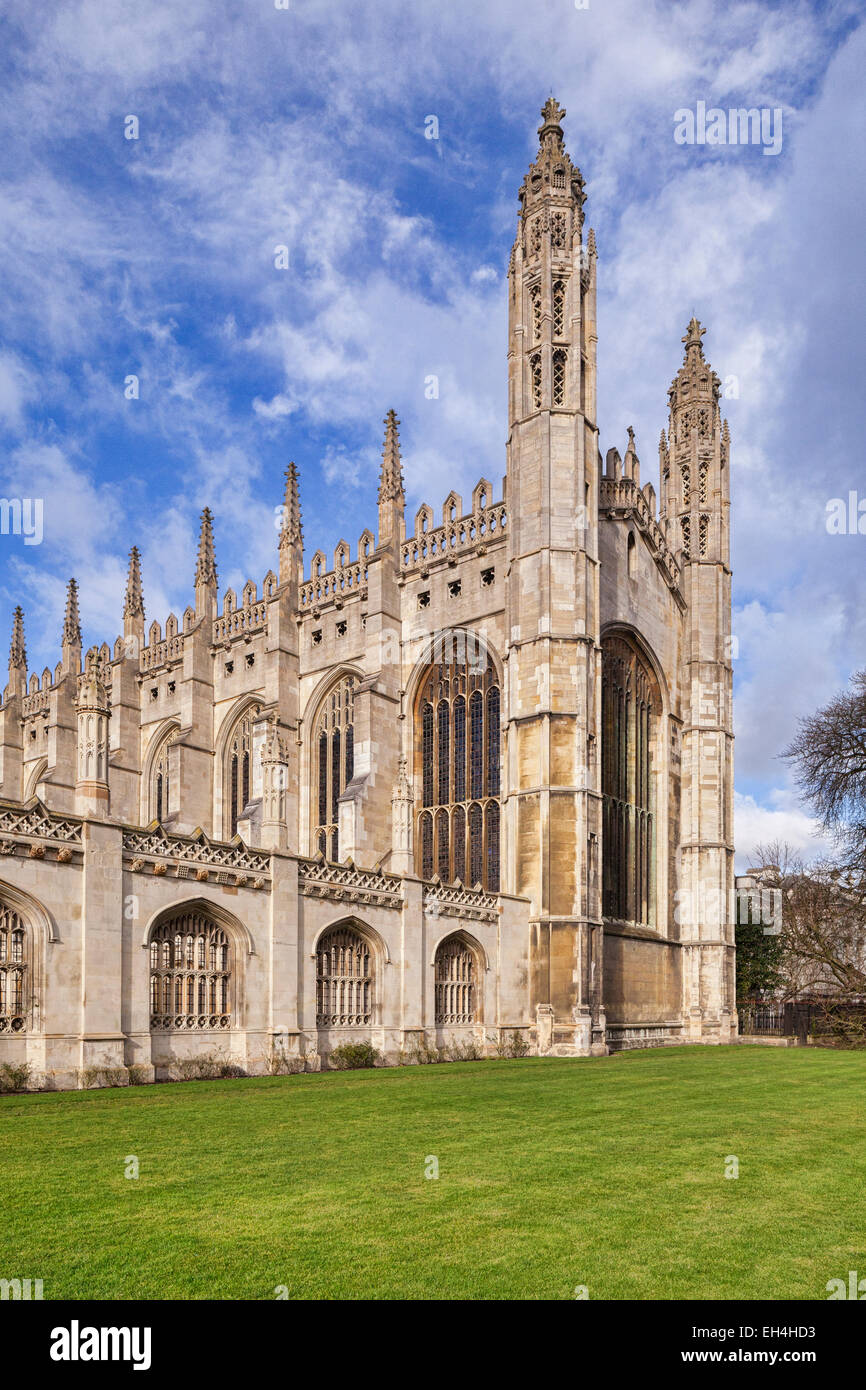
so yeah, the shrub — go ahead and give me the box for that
[495,1029,531,1059]
[127,1064,149,1086]
[0,1061,33,1093]
[79,1066,128,1089]
[328,1041,381,1070]
[405,1038,445,1065]
[170,1054,223,1082]
[446,1037,485,1062]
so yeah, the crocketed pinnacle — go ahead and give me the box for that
[378,410,405,505]
[195,507,218,588]
[9,605,26,668]
[123,547,145,620]
[62,578,81,645]
[279,463,303,550]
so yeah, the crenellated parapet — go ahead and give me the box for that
[400,482,507,575]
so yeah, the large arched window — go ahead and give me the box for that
[0,902,27,1033]
[227,705,262,838]
[316,925,372,1026]
[601,634,657,926]
[312,676,356,860]
[434,935,477,1024]
[149,910,231,1031]
[415,642,501,892]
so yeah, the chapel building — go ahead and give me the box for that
[0,101,736,1086]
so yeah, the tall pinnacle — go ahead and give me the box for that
[279,463,303,550]
[9,606,26,669]
[378,410,405,505]
[194,507,218,588]
[123,547,145,620]
[63,578,81,645]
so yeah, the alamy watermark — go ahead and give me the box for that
[674,102,782,157]
[0,497,43,546]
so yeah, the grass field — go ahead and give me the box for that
[1,1045,864,1300]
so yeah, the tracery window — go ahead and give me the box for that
[699,462,708,505]
[415,645,500,892]
[552,348,567,406]
[434,935,476,1024]
[149,911,231,1031]
[601,635,656,926]
[227,705,262,838]
[552,279,565,338]
[530,285,542,343]
[681,464,691,506]
[0,903,27,1032]
[312,676,355,860]
[681,515,691,558]
[699,513,709,557]
[316,926,372,1026]
[150,726,178,823]
[530,353,542,410]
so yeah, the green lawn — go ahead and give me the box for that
[1,1046,864,1300]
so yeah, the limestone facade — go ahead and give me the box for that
[0,102,735,1087]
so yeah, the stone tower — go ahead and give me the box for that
[505,98,605,1054]
[660,317,735,1040]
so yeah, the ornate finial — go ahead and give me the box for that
[682,316,707,354]
[63,578,81,645]
[9,606,26,669]
[537,97,567,155]
[540,97,566,128]
[123,548,145,620]
[279,463,303,550]
[195,507,218,588]
[379,409,405,505]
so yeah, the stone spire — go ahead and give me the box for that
[194,507,218,619]
[61,578,82,675]
[377,410,405,548]
[8,606,26,698]
[278,463,304,586]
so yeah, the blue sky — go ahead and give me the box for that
[0,0,864,866]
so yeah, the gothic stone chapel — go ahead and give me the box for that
[0,101,736,1087]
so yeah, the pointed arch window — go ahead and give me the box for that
[530,354,542,410]
[552,279,565,338]
[415,643,501,892]
[552,349,567,406]
[681,464,691,506]
[149,726,179,824]
[316,926,372,1026]
[0,903,27,1032]
[601,636,657,927]
[699,462,708,505]
[149,910,231,1031]
[681,515,691,559]
[699,514,709,557]
[530,285,542,343]
[434,935,477,1024]
[227,705,262,838]
[312,676,355,860]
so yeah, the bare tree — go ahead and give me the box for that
[784,669,866,863]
